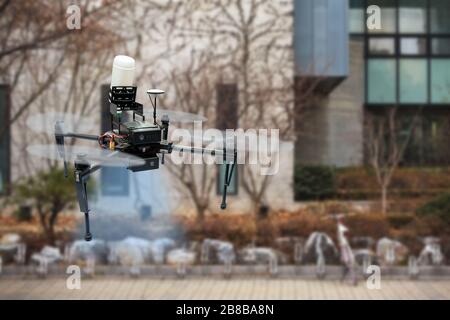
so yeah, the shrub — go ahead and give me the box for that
[11,167,76,244]
[387,214,415,229]
[334,167,450,200]
[416,193,450,225]
[13,205,33,222]
[294,165,336,201]
[343,214,391,239]
[181,214,257,248]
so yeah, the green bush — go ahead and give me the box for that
[416,193,450,225]
[11,167,76,244]
[13,205,32,222]
[387,214,415,229]
[294,165,336,201]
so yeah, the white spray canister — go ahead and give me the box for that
[110,55,135,87]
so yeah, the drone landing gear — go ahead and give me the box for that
[220,151,237,210]
[74,160,101,241]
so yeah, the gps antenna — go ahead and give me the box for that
[147,89,165,124]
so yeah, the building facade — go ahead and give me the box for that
[295,0,450,167]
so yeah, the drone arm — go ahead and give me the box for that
[54,121,100,178]
[64,132,100,141]
[171,145,236,162]
[171,144,237,209]
[55,122,68,177]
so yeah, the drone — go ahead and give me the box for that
[27,55,238,241]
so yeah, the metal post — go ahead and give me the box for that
[130,262,140,278]
[84,256,96,277]
[37,259,48,278]
[64,243,71,263]
[386,245,396,265]
[294,242,303,275]
[408,256,420,280]
[362,254,372,278]
[224,258,232,279]
[177,262,186,279]
[269,256,278,278]
[316,255,326,279]
[200,241,210,276]
[14,244,26,265]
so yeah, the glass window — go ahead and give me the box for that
[367,59,397,103]
[368,0,397,34]
[431,59,450,103]
[101,168,130,196]
[399,59,428,103]
[430,0,450,34]
[399,0,427,33]
[218,164,237,195]
[369,37,395,55]
[432,38,450,55]
[350,0,366,33]
[400,38,427,55]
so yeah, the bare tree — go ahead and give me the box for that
[162,52,220,222]
[0,0,126,136]
[167,0,297,215]
[365,107,419,215]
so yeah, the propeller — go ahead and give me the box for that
[26,144,146,168]
[26,112,95,135]
[171,128,293,153]
[144,108,207,123]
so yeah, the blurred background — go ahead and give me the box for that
[0,0,449,298]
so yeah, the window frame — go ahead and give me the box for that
[350,0,450,106]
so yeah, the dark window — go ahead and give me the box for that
[350,0,366,33]
[100,84,130,196]
[361,1,450,106]
[399,0,427,34]
[430,0,450,34]
[365,107,450,166]
[367,0,397,34]
[217,163,238,195]
[0,85,10,195]
[432,38,450,55]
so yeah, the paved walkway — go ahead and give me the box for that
[0,277,449,300]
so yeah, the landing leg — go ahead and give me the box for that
[220,157,236,210]
[84,212,92,242]
[74,162,101,241]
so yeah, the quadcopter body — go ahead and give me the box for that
[50,55,237,241]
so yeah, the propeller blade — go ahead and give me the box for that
[26,144,146,168]
[171,128,292,153]
[26,112,95,135]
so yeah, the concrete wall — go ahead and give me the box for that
[295,39,365,167]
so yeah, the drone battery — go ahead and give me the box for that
[122,121,162,146]
[130,157,159,172]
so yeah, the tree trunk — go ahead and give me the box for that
[381,185,388,216]
[46,225,56,246]
[196,205,207,224]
